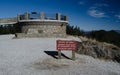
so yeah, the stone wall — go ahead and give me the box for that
[15,33,67,38]
[17,21,67,38]
[22,25,66,34]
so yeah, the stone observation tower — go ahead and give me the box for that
[0,12,68,38]
[15,12,68,38]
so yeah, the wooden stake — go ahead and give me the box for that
[72,50,75,60]
[58,50,61,59]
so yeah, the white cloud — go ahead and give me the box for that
[88,9,106,18]
[89,3,109,10]
[79,1,84,5]
[94,3,109,7]
[87,3,109,18]
[78,1,85,5]
[116,20,120,23]
[115,15,120,19]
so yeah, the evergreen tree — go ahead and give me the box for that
[66,24,84,36]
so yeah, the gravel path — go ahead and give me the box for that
[0,35,120,75]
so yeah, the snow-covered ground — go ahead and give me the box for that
[0,34,120,75]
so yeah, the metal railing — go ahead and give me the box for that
[44,13,56,20]
[19,12,67,21]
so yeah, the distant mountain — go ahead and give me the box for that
[84,30,120,34]
[115,30,120,34]
[84,30,120,47]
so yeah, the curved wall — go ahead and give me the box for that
[18,20,67,35]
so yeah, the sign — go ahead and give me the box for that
[57,40,77,50]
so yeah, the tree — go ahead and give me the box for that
[86,30,120,47]
[66,24,84,36]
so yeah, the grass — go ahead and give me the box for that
[77,36,120,62]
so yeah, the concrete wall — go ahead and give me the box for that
[0,18,17,24]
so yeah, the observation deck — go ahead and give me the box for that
[16,12,68,38]
[17,12,68,23]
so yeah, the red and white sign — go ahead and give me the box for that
[56,40,77,50]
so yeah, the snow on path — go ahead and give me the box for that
[0,35,120,75]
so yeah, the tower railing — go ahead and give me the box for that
[18,12,68,21]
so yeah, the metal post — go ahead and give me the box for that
[72,50,75,60]
[58,50,61,59]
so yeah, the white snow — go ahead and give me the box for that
[0,34,120,75]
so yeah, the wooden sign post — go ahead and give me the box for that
[58,50,61,59]
[56,40,77,60]
[72,50,75,60]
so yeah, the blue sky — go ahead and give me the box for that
[0,0,120,31]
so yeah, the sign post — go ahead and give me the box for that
[58,50,61,59]
[56,40,77,60]
[72,50,75,60]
